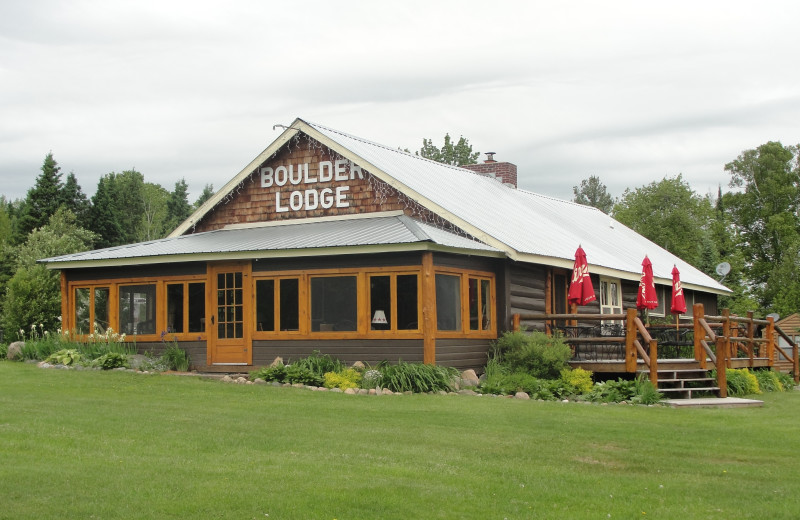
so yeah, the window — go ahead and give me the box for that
[167,282,205,334]
[256,277,299,332]
[73,286,110,335]
[368,273,419,331]
[119,284,157,335]
[468,277,492,331]
[311,276,357,332]
[599,278,621,315]
[435,274,462,331]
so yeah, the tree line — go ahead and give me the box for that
[573,141,800,319]
[0,137,796,340]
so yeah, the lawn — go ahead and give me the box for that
[1,362,798,519]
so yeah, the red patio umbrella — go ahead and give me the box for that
[568,246,597,306]
[637,256,658,310]
[670,265,687,315]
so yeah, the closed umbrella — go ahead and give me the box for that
[637,256,658,311]
[670,265,687,332]
[568,246,597,306]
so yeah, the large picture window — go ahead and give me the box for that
[435,274,462,331]
[256,277,300,332]
[368,273,419,331]
[311,276,357,332]
[73,286,109,335]
[119,284,157,335]
[167,282,205,333]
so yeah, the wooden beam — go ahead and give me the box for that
[422,252,436,365]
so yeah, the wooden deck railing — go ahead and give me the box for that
[512,303,800,393]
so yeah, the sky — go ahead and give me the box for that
[2,0,799,204]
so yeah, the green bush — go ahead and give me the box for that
[323,368,362,390]
[45,349,82,366]
[560,367,594,394]
[774,371,796,391]
[291,351,343,377]
[479,371,573,399]
[379,361,458,393]
[0,344,7,359]
[361,369,382,389]
[93,352,129,370]
[285,364,323,386]
[584,376,661,404]
[250,363,287,383]
[755,370,784,392]
[726,368,761,396]
[491,331,572,379]
[162,343,191,371]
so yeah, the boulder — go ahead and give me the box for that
[460,369,480,387]
[351,361,365,370]
[6,341,24,360]
[514,391,531,400]
[221,375,233,383]
[270,357,284,367]
[344,388,357,395]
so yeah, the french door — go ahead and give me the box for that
[208,262,252,365]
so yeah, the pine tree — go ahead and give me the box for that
[60,172,91,228]
[89,175,123,249]
[166,178,192,232]
[15,153,64,242]
[194,183,214,209]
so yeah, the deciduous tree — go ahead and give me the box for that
[573,175,615,214]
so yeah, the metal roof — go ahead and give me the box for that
[304,120,729,293]
[42,213,500,267]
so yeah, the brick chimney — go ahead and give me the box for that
[462,152,517,188]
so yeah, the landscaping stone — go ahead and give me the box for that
[351,361,365,370]
[254,378,266,384]
[344,388,356,395]
[37,361,51,368]
[460,369,479,387]
[368,388,377,395]
[221,375,233,383]
[236,377,247,384]
[270,357,283,367]
[514,391,530,400]
[458,389,478,396]
[7,342,24,360]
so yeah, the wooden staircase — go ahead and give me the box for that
[640,368,721,399]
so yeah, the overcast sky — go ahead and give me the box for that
[2,0,799,204]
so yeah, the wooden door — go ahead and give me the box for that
[208,262,252,365]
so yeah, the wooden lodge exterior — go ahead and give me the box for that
[43,118,732,372]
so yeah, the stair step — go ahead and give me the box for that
[660,386,720,399]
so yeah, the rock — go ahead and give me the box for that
[7,342,24,360]
[357,388,369,395]
[458,389,478,396]
[351,361,365,370]
[368,388,377,395]
[291,383,304,388]
[330,387,342,393]
[254,378,266,384]
[561,399,569,403]
[221,375,233,383]
[460,369,479,387]
[270,357,283,367]
[236,377,247,384]
[514,391,530,400]
[344,388,357,395]
[37,361,51,368]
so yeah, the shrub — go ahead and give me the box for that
[774,371,795,391]
[361,369,382,389]
[755,370,784,392]
[291,351,343,377]
[323,368,362,390]
[285,364,323,386]
[93,352,129,370]
[560,367,594,395]
[45,349,82,366]
[726,368,761,396]
[0,344,6,359]
[250,363,287,383]
[491,331,572,379]
[584,376,660,404]
[379,361,458,393]
[162,343,191,371]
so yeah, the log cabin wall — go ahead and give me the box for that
[509,263,548,331]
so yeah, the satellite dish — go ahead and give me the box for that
[715,262,731,277]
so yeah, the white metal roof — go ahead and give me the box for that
[42,213,501,268]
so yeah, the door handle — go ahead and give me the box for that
[211,315,215,325]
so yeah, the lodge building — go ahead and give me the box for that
[42,119,729,370]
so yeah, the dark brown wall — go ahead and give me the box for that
[65,262,207,282]
[251,339,423,366]
[436,338,491,371]
[509,263,547,330]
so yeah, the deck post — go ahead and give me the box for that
[512,313,520,332]
[716,336,727,398]
[765,315,775,368]
[625,308,637,373]
[722,309,732,368]
[793,343,799,385]
[649,338,658,387]
[746,311,756,358]
[693,303,705,368]
[421,252,436,365]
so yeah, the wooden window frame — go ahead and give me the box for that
[433,267,497,339]
[164,279,208,340]
[66,274,207,342]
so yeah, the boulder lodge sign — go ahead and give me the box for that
[260,159,364,213]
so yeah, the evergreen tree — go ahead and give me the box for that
[89,175,123,249]
[573,175,615,214]
[15,152,64,242]
[60,172,91,228]
[194,183,215,209]
[166,178,192,231]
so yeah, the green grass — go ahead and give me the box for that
[1,362,798,519]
